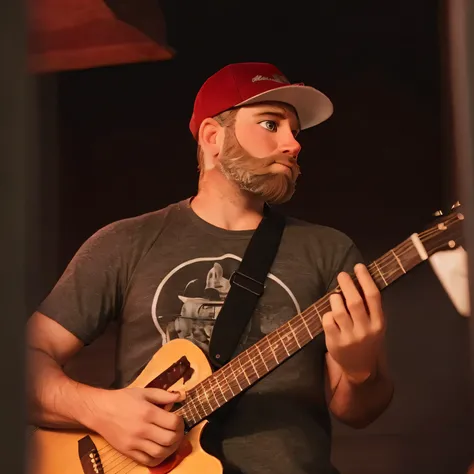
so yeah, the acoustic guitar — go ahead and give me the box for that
[29,204,465,474]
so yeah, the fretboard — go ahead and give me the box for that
[174,232,433,427]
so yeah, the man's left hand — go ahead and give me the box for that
[322,263,385,384]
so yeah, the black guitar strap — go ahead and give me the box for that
[208,205,286,368]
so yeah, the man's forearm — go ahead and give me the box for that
[27,348,104,430]
[328,358,394,429]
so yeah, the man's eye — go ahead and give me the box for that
[259,120,278,132]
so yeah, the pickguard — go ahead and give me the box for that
[145,355,194,390]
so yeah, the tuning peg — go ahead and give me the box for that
[451,200,461,209]
[433,210,444,217]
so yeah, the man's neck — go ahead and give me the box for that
[191,173,265,231]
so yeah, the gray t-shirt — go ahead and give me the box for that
[38,198,363,474]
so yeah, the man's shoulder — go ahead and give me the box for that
[284,215,355,248]
[284,214,363,278]
[106,200,184,231]
[85,199,187,248]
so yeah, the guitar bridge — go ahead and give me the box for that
[78,436,104,474]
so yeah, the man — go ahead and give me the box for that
[27,62,394,474]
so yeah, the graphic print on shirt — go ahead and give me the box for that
[151,254,301,354]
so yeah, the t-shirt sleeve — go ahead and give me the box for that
[325,240,365,292]
[37,222,134,345]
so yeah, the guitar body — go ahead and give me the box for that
[29,339,223,474]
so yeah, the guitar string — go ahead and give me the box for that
[99,238,411,460]
[171,219,462,422]
[101,455,131,473]
[99,220,460,469]
[101,215,461,457]
[106,227,462,473]
[99,216,462,473]
[97,220,459,462]
[108,458,136,474]
[100,448,133,470]
[99,223,459,472]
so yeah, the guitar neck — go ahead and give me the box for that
[175,212,463,428]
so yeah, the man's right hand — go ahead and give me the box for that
[86,387,186,467]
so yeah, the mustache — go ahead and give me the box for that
[224,152,300,178]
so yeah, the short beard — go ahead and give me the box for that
[218,127,301,204]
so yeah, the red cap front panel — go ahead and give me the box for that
[189,62,291,138]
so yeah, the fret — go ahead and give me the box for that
[263,334,280,364]
[276,328,291,356]
[213,373,228,403]
[399,241,425,272]
[300,313,314,338]
[285,327,297,350]
[247,350,261,378]
[220,366,236,396]
[242,350,260,381]
[288,320,302,348]
[229,358,244,391]
[267,332,284,361]
[201,379,213,414]
[379,244,419,286]
[391,249,406,273]
[199,385,212,419]
[306,304,325,340]
[371,248,412,288]
[192,386,207,419]
[313,304,323,323]
[185,399,200,424]
[208,376,221,408]
[237,355,251,386]
[372,260,388,287]
[204,377,218,412]
[254,344,270,372]
[385,241,416,274]
[294,312,314,346]
[187,390,201,420]
[284,325,299,352]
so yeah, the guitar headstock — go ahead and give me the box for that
[422,201,465,256]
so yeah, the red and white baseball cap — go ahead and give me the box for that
[189,62,334,139]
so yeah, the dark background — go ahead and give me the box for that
[27,1,472,473]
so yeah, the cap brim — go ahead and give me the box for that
[236,84,334,130]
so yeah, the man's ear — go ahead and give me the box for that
[198,118,224,163]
